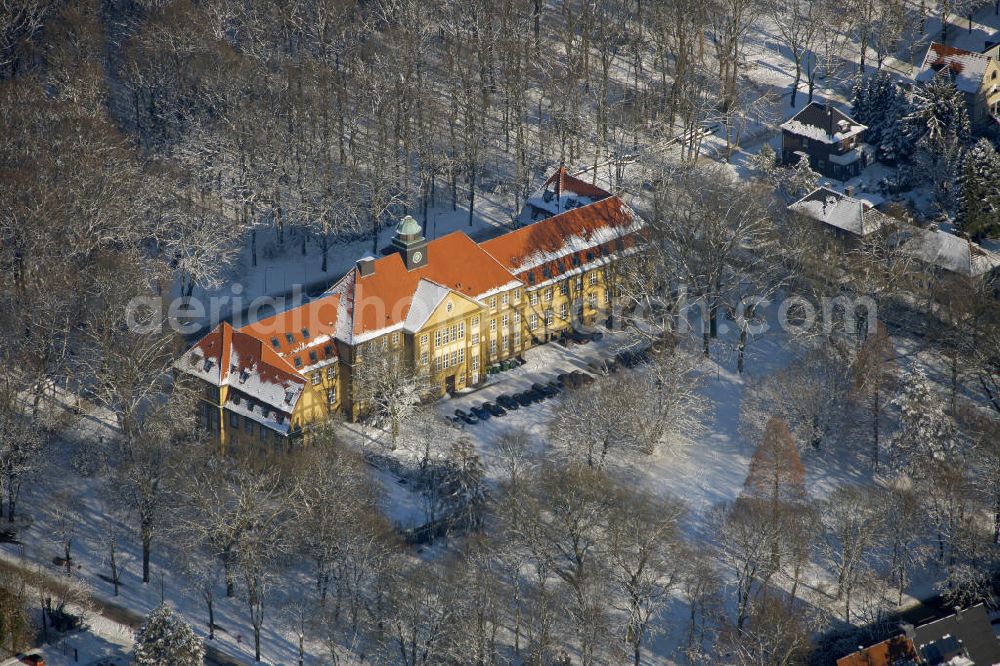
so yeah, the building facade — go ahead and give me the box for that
[780,102,870,180]
[918,42,1000,133]
[175,169,644,444]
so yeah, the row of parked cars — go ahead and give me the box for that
[558,329,604,346]
[449,370,597,426]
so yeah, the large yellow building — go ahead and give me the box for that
[175,168,645,445]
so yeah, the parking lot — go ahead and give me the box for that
[435,326,650,426]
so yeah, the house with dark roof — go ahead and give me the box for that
[780,102,870,179]
[788,187,895,241]
[917,42,1000,132]
[176,167,645,440]
[839,604,1000,666]
[907,603,1000,665]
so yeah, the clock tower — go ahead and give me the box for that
[390,215,429,271]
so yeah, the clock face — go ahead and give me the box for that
[412,250,423,263]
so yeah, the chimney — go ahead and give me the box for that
[356,256,376,277]
[845,185,855,197]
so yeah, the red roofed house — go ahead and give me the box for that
[521,165,612,222]
[917,42,1000,131]
[176,168,644,439]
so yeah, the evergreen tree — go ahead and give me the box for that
[957,138,1000,239]
[748,143,779,183]
[907,73,972,148]
[889,366,959,475]
[133,605,204,666]
[878,86,915,164]
[907,75,971,215]
[851,76,872,135]
[780,154,821,201]
[853,72,897,145]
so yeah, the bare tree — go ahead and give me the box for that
[821,484,886,623]
[353,350,429,450]
[607,486,686,666]
[850,322,897,473]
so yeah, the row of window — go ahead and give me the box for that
[434,322,466,347]
[230,393,285,423]
[487,290,522,311]
[310,365,338,385]
[527,256,608,285]
[434,348,466,371]
[228,411,275,442]
[527,272,602,305]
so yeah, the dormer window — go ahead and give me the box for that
[586,251,594,262]
[202,359,214,372]
[285,333,295,344]
[284,390,295,404]
[324,345,334,357]
[293,356,302,368]
[528,273,536,285]
[301,328,310,339]
[271,338,280,349]
[276,414,285,424]
[232,394,241,405]
[238,369,250,384]
[309,351,318,363]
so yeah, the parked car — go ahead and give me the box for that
[514,392,534,407]
[460,412,479,425]
[532,382,558,398]
[567,330,590,344]
[556,372,574,388]
[454,408,470,419]
[483,402,507,417]
[545,381,562,395]
[570,370,594,386]
[471,405,491,420]
[496,394,519,411]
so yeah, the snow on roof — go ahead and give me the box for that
[788,187,891,236]
[482,196,645,284]
[780,102,866,144]
[185,196,643,362]
[175,322,306,414]
[225,393,293,435]
[918,42,992,94]
[902,227,1000,277]
[525,165,611,217]
[402,280,452,333]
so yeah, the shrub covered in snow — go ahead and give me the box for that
[133,604,204,666]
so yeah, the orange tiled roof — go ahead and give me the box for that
[343,231,520,341]
[836,635,919,666]
[543,166,612,200]
[480,196,643,284]
[175,322,306,412]
[183,192,643,372]
[239,291,343,371]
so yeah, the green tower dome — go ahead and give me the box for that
[396,215,423,237]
